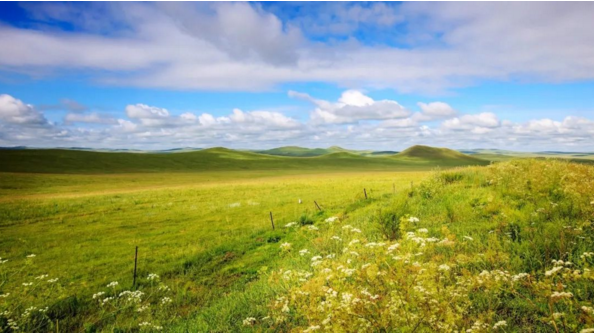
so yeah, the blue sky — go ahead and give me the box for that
[0,2,593,151]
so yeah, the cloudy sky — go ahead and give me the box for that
[1,2,593,151]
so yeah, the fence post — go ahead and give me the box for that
[270,211,275,230]
[132,246,138,288]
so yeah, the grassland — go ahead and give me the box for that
[0,145,489,174]
[1,147,594,332]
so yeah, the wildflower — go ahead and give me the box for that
[512,273,529,281]
[545,266,563,276]
[387,243,399,253]
[304,325,320,333]
[22,282,33,286]
[438,264,451,271]
[311,255,323,262]
[417,228,428,233]
[47,278,59,283]
[550,291,573,299]
[351,228,362,233]
[581,252,594,260]
[299,249,309,256]
[365,242,379,248]
[92,291,105,299]
[137,304,149,312]
[331,236,342,241]
[348,239,360,246]
[553,312,565,319]
[243,317,257,326]
[0,257,7,264]
[285,222,297,228]
[408,216,420,223]
[26,254,36,258]
[342,225,353,230]
[161,296,172,304]
[325,216,339,223]
[582,306,594,315]
[280,242,292,251]
[107,281,119,288]
[307,225,319,231]
[147,273,160,281]
[463,236,474,241]
[101,297,114,305]
[0,293,10,298]
[139,322,152,327]
[493,321,507,330]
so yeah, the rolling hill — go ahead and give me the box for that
[0,145,489,174]
[392,145,490,166]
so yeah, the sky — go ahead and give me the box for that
[0,2,593,152]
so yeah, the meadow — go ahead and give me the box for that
[1,147,594,332]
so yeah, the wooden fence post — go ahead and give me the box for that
[270,211,275,230]
[132,246,138,288]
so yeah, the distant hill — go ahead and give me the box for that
[0,145,488,174]
[255,146,332,157]
[392,145,490,166]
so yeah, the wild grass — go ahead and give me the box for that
[0,169,427,332]
[2,159,593,332]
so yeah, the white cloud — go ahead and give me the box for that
[442,112,500,130]
[291,89,410,124]
[125,104,170,119]
[2,94,594,152]
[0,3,592,93]
[417,102,456,119]
[0,94,47,125]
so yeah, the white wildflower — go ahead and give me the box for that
[147,273,160,281]
[408,217,420,223]
[493,320,507,330]
[299,249,309,256]
[307,225,319,231]
[463,236,474,241]
[284,222,297,228]
[438,264,451,271]
[243,317,257,326]
[545,266,563,276]
[325,217,339,223]
[280,242,292,251]
[26,254,36,258]
[551,291,573,299]
[161,297,172,305]
[417,228,428,233]
[93,291,105,299]
[107,281,119,288]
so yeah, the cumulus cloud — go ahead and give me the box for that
[417,102,456,119]
[1,94,594,152]
[290,90,410,124]
[0,3,592,93]
[0,94,47,125]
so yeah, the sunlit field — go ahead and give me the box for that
[2,157,594,332]
[0,169,429,332]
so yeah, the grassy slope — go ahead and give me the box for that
[392,145,490,166]
[0,146,489,174]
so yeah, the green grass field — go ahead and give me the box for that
[1,147,594,332]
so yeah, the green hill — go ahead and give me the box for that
[255,146,331,157]
[0,145,489,174]
[392,145,490,166]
